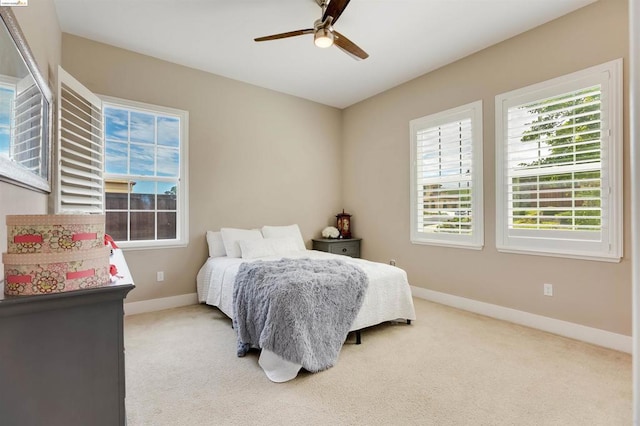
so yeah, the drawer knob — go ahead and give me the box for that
[342,248,347,253]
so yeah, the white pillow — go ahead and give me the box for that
[239,237,301,259]
[269,237,300,254]
[261,224,306,251]
[238,239,275,259]
[220,228,263,258]
[205,231,226,258]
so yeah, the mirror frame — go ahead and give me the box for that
[0,7,53,193]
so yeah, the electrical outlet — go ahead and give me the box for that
[157,271,164,282]
[543,283,553,296]
[389,259,396,266]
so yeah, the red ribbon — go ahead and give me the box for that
[73,232,97,241]
[104,234,119,249]
[66,269,95,280]
[14,234,43,244]
[6,275,32,284]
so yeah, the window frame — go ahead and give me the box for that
[101,95,189,250]
[409,100,484,249]
[495,59,623,262]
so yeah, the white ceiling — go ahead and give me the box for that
[53,0,597,109]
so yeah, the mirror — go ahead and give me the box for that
[0,7,52,192]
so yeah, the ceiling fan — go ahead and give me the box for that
[254,0,369,60]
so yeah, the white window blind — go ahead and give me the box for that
[410,101,483,249]
[55,66,104,213]
[495,59,622,261]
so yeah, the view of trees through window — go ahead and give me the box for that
[508,86,602,232]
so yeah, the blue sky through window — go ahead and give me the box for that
[130,180,176,195]
[0,87,14,155]
[130,111,154,144]
[104,106,180,178]
[133,180,155,194]
[105,107,128,141]
[130,144,154,176]
[158,117,179,147]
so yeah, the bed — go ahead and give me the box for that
[196,225,416,382]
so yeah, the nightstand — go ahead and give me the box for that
[312,238,361,258]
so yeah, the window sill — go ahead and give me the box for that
[116,240,188,251]
[410,238,483,251]
[496,246,622,263]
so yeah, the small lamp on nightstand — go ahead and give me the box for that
[336,209,352,239]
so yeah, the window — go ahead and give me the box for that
[495,59,622,262]
[55,68,188,249]
[102,96,188,249]
[410,101,484,249]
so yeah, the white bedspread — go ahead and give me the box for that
[196,249,416,381]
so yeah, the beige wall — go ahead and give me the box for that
[11,2,61,84]
[2,1,631,336]
[0,2,60,274]
[343,0,631,335]
[61,34,343,303]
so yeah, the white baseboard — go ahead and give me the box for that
[124,293,198,316]
[123,288,631,353]
[411,286,632,354]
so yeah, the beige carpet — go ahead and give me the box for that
[124,298,631,425]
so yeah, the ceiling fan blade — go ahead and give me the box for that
[254,29,313,42]
[333,30,368,60]
[322,0,351,25]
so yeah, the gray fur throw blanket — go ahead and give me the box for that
[232,258,368,373]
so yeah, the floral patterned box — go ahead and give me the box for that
[6,214,105,254]
[2,247,111,296]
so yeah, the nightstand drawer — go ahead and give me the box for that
[312,238,361,258]
[328,242,359,257]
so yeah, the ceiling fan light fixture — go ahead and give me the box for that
[314,27,334,48]
[255,1,368,60]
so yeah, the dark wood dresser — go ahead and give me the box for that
[0,282,134,426]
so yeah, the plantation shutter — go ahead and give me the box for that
[12,75,44,175]
[54,66,104,213]
[495,59,622,261]
[415,119,473,234]
[505,85,603,236]
[410,101,483,249]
